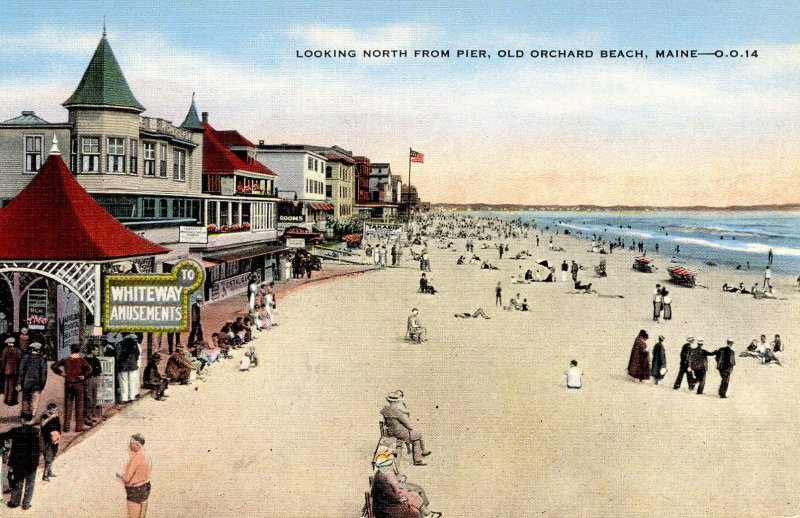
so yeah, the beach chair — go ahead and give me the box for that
[405,321,424,343]
[379,420,412,458]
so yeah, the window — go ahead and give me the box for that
[307,156,313,170]
[129,140,138,174]
[159,199,169,218]
[24,135,43,173]
[326,165,332,179]
[231,202,240,225]
[142,198,156,218]
[241,203,251,224]
[107,137,125,173]
[143,142,155,176]
[191,200,201,221]
[220,202,229,225]
[314,159,319,172]
[159,143,168,178]
[81,137,100,173]
[173,148,186,181]
[326,185,332,198]
[70,137,78,172]
[207,201,218,226]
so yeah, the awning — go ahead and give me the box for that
[307,203,334,211]
[201,244,289,263]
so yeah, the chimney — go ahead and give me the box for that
[201,111,208,123]
[259,140,264,146]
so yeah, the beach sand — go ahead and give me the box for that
[23,227,800,517]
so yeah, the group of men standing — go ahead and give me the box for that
[673,336,736,398]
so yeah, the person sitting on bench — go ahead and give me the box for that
[407,309,427,343]
[419,274,436,294]
[380,393,431,466]
[372,452,440,518]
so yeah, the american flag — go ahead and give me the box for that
[410,149,424,163]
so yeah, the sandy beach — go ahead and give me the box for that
[20,221,800,517]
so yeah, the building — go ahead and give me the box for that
[255,144,333,232]
[0,31,285,302]
[193,111,284,300]
[353,162,400,221]
[354,156,371,204]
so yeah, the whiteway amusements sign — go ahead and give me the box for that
[102,260,204,332]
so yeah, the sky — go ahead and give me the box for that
[1,0,799,206]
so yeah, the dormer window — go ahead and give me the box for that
[24,135,43,173]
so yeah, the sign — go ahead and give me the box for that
[278,214,305,223]
[103,260,204,332]
[179,225,209,244]
[97,357,116,405]
[209,270,260,302]
[220,176,235,196]
[363,223,404,242]
[57,286,81,361]
[286,238,306,248]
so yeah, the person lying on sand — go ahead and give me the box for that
[454,308,490,319]
[481,261,499,270]
[574,281,594,294]
[722,283,740,293]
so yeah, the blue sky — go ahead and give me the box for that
[1,1,799,205]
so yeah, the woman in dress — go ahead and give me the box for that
[662,289,672,321]
[651,335,667,384]
[627,329,651,382]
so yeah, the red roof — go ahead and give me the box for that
[0,152,168,261]
[215,130,255,148]
[202,123,276,177]
[322,153,355,165]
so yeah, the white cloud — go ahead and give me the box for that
[0,27,100,56]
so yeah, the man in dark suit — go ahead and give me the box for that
[188,296,204,346]
[673,336,696,390]
[714,339,737,398]
[687,338,715,395]
[0,413,40,510]
[380,393,431,466]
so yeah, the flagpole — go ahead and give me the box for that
[407,147,412,223]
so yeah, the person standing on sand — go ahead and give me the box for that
[768,248,773,265]
[117,434,151,518]
[763,266,771,288]
[673,337,696,390]
[652,284,663,322]
[687,338,714,395]
[495,282,502,306]
[651,335,667,384]
[561,260,568,282]
[661,289,672,321]
[571,260,579,283]
[714,339,736,398]
[627,330,651,382]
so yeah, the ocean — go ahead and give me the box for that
[477,210,800,274]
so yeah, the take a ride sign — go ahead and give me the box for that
[102,260,204,332]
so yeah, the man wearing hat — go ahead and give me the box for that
[142,352,168,401]
[0,413,41,510]
[116,334,141,403]
[16,342,47,417]
[371,453,439,518]
[714,339,737,398]
[687,338,715,395]
[0,337,21,405]
[380,392,431,466]
[51,344,93,432]
[673,336,697,391]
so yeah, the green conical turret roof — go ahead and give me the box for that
[63,35,145,113]
[180,94,203,131]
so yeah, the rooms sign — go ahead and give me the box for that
[102,260,204,332]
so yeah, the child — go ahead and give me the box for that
[565,360,583,389]
[239,354,251,372]
[245,346,259,368]
[40,403,61,481]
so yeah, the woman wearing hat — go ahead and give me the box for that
[371,453,439,518]
[627,330,651,382]
[0,337,21,405]
[651,336,668,385]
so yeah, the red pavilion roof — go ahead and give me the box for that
[202,123,276,177]
[0,149,168,261]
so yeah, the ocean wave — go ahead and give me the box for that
[670,225,777,239]
[559,223,653,239]
[671,237,800,257]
